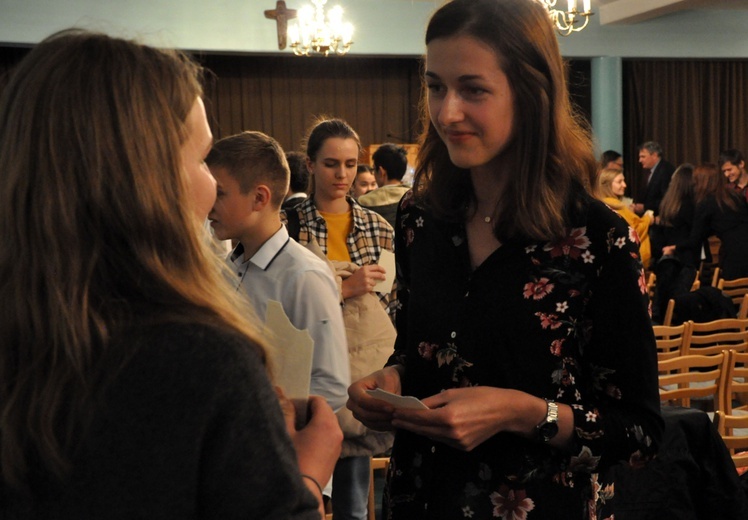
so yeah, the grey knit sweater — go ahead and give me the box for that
[2,322,319,519]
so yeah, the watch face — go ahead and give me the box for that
[539,421,559,442]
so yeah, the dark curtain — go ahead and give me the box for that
[623,59,748,202]
[199,53,423,152]
[0,47,590,157]
[200,54,591,154]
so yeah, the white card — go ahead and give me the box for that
[366,388,429,410]
[373,249,396,293]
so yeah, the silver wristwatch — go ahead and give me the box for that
[535,399,559,442]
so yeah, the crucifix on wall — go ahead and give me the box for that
[265,1,297,50]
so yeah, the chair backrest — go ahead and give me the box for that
[647,272,656,300]
[713,410,748,468]
[684,319,748,356]
[653,322,688,361]
[658,351,728,410]
[711,267,721,288]
[720,348,748,415]
[662,298,675,327]
[738,294,748,320]
[717,276,748,307]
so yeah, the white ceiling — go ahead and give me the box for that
[596,0,748,24]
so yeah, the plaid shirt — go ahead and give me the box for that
[282,196,398,319]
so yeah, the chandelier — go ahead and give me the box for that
[540,0,593,36]
[288,0,354,56]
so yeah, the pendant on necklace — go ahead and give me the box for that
[484,216,492,223]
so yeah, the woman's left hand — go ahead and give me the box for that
[341,264,386,299]
[391,387,543,452]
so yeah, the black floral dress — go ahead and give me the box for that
[384,189,663,520]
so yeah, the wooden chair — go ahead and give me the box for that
[658,351,728,411]
[656,273,700,326]
[653,322,689,361]
[717,276,748,309]
[368,457,389,520]
[683,319,748,356]
[720,349,748,415]
[713,410,748,468]
[662,298,675,327]
[698,260,719,288]
[739,294,748,320]
[647,264,700,326]
[647,272,657,300]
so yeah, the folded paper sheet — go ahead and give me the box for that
[264,300,314,423]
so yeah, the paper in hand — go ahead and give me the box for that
[366,388,429,410]
[373,249,396,293]
[264,300,314,424]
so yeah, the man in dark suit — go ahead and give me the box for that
[633,141,676,216]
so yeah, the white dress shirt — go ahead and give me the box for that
[229,225,350,412]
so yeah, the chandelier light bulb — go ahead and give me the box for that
[539,0,594,36]
[289,0,354,56]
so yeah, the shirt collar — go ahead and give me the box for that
[249,225,290,270]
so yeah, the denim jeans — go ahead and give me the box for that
[332,455,371,520]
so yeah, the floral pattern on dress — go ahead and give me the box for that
[489,486,535,519]
[384,191,662,520]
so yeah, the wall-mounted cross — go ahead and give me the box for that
[265,1,298,50]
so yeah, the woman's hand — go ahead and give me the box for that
[390,387,547,452]
[342,264,386,299]
[347,366,403,431]
[662,245,676,256]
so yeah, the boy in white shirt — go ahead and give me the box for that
[207,131,350,416]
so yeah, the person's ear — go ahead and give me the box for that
[376,166,385,184]
[252,184,272,211]
[306,157,314,175]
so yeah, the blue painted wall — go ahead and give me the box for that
[1,0,747,58]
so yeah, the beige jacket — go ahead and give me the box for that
[304,241,395,457]
[333,261,396,458]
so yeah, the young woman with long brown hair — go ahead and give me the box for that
[283,117,396,520]
[663,162,748,280]
[0,29,340,519]
[347,1,663,518]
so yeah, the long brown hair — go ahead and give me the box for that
[0,30,265,488]
[658,163,694,226]
[693,162,738,211]
[413,0,596,241]
[302,116,361,196]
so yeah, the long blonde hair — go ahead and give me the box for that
[0,30,265,488]
[596,168,625,210]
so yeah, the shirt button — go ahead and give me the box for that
[424,503,428,510]
[237,272,243,277]
[431,445,436,453]
[450,331,456,338]
[465,291,469,297]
